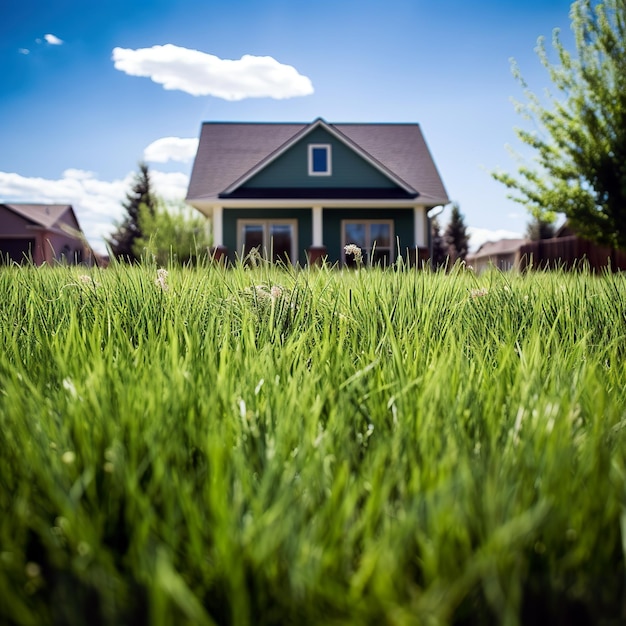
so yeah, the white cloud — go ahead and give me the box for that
[144,137,199,163]
[0,168,191,255]
[467,227,524,252]
[112,44,314,100]
[44,34,63,45]
[18,48,30,55]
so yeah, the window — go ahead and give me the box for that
[308,144,331,176]
[237,219,298,264]
[342,220,394,266]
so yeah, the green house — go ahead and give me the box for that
[186,118,449,266]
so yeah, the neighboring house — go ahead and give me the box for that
[0,203,91,265]
[467,238,527,273]
[186,118,449,266]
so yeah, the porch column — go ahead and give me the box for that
[308,205,327,265]
[212,205,223,247]
[210,205,228,262]
[312,205,323,246]
[413,206,426,248]
[413,206,428,266]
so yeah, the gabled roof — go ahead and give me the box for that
[1,203,78,230]
[186,119,449,205]
[471,238,527,258]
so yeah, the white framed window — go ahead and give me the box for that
[342,219,394,266]
[237,219,298,264]
[308,144,332,176]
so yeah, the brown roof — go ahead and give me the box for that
[187,119,449,205]
[471,238,527,258]
[2,203,76,230]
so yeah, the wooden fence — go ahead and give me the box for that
[518,235,626,272]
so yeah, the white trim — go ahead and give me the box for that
[414,206,426,248]
[189,198,446,211]
[308,144,332,176]
[236,218,298,265]
[312,205,323,246]
[212,205,223,247]
[220,118,416,196]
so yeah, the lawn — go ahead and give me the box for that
[0,260,625,625]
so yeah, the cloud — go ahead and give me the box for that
[44,34,63,45]
[467,227,524,252]
[18,48,30,55]
[112,44,314,100]
[144,137,199,163]
[0,168,191,254]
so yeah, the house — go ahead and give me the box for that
[186,118,449,266]
[467,238,527,273]
[0,203,92,265]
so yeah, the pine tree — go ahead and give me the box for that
[526,216,555,241]
[430,217,448,268]
[107,162,156,261]
[444,203,469,263]
[493,0,626,250]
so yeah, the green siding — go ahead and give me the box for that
[323,208,414,263]
[223,208,312,265]
[222,207,415,265]
[241,127,399,190]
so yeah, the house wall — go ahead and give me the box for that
[38,231,85,264]
[221,206,416,265]
[0,205,31,235]
[241,127,398,190]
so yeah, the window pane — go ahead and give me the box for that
[270,224,293,263]
[344,223,366,248]
[243,224,263,254]
[370,223,391,247]
[311,147,328,173]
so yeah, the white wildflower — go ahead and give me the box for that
[470,287,488,298]
[155,268,169,291]
[62,377,78,399]
[344,243,363,265]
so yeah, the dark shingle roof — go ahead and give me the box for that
[186,120,449,205]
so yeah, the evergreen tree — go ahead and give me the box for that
[493,0,626,250]
[444,203,469,263]
[526,216,556,241]
[430,217,448,268]
[107,162,156,261]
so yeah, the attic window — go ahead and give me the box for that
[308,144,331,176]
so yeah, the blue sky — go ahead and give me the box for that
[0,0,575,254]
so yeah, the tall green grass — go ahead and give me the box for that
[0,260,625,625]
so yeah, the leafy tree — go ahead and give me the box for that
[107,162,156,261]
[493,0,626,250]
[430,217,448,268]
[526,215,556,240]
[133,199,211,265]
[444,203,469,263]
